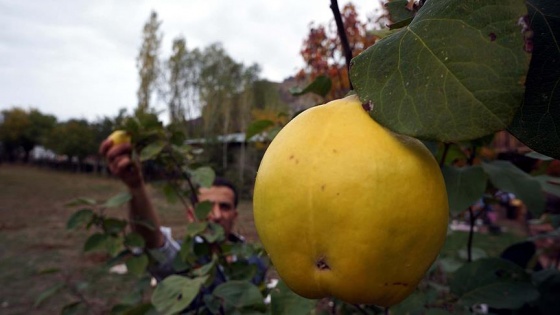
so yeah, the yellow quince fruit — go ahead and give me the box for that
[108,130,131,145]
[253,95,449,306]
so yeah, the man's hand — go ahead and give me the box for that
[99,139,143,189]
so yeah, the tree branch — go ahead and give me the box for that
[330,0,354,90]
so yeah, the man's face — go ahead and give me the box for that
[196,185,238,236]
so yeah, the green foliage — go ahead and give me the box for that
[442,165,488,215]
[351,0,529,142]
[270,280,316,315]
[289,75,332,98]
[482,160,545,216]
[508,0,560,159]
[213,281,267,314]
[46,119,97,161]
[450,258,540,308]
[151,275,208,315]
[0,107,56,161]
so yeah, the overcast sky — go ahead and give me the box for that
[0,0,382,122]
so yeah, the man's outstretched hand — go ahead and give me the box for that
[99,139,143,189]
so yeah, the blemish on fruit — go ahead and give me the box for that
[289,154,294,160]
[321,184,326,191]
[489,32,496,41]
[316,258,330,270]
[392,282,408,287]
[332,149,338,153]
[362,100,373,112]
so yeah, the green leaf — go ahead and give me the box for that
[64,197,96,207]
[83,233,108,252]
[140,140,165,162]
[192,258,216,277]
[185,222,208,237]
[289,75,332,97]
[224,262,257,281]
[34,283,65,307]
[391,289,432,315]
[450,258,539,309]
[351,0,529,141]
[482,160,546,216]
[126,254,149,276]
[535,175,560,197]
[508,0,560,160]
[270,280,315,315]
[203,222,225,243]
[531,269,560,313]
[66,209,95,230]
[151,275,207,315]
[104,192,132,208]
[213,281,267,313]
[385,0,415,24]
[442,165,488,215]
[124,232,146,248]
[103,218,128,234]
[106,235,124,257]
[191,166,215,188]
[246,120,274,141]
[194,201,212,222]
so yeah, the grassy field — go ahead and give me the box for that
[0,164,526,314]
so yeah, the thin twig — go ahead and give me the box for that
[467,206,476,262]
[167,148,199,205]
[439,143,450,167]
[330,0,354,90]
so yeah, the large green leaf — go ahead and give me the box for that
[508,0,560,159]
[139,140,165,162]
[151,275,207,315]
[125,254,149,276]
[213,281,267,313]
[450,258,539,309]
[104,192,132,208]
[270,280,315,315]
[442,165,488,215]
[481,160,545,216]
[191,166,215,188]
[532,269,560,313]
[351,0,529,141]
[66,209,95,230]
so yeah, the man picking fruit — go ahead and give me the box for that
[99,133,267,283]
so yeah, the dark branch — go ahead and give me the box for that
[330,0,354,90]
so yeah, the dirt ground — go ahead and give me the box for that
[0,164,260,314]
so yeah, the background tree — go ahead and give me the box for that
[137,11,163,112]
[296,2,381,100]
[46,119,97,171]
[0,107,56,162]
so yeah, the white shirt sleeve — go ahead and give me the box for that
[147,226,181,281]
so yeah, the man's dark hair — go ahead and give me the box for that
[212,177,239,207]
[189,177,239,207]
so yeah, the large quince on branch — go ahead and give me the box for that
[253,95,449,306]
